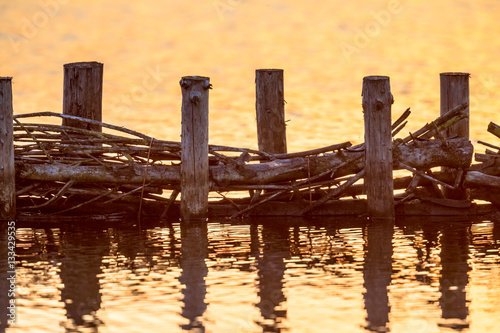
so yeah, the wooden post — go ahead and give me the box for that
[0,77,15,220]
[256,69,287,154]
[180,76,211,220]
[362,76,394,218]
[440,72,470,200]
[63,61,103,131]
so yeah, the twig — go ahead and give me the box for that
[477,140,500,152]
[432,122,448,147]
[161,189,180,218]
[398,162,454,190]
[138,138,154,221]
[399,102,468,145]
[230,190,284,219]
[217,192,242,212]
[14,118,54,163]
[392,121,407,138]
[299,168,366,215]
[53,187,117,214]
[21,179,76,210]
[273,142,352,159]
[103,184,149,204]
[307,156,312,207]
[14,111,157,142]
[61,129,109,168]
[392,107,411,131]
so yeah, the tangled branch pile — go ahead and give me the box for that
[14,102,490,218]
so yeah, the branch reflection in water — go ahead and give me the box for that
[8,214,500,332]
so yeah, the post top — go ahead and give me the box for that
[64,61,103,69]
[363,75,390,81]
[0,77,13,81]
[440,72,470,77]
[256,69,284,72]
[180,76,210,81]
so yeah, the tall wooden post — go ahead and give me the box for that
[362,76,394,219]
[63,61,103,131]
[180,76,211,220]
[0,77,15,220]
[440,72,470,200]
[256,69,287,154]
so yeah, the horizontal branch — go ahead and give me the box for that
[18,138,473,187]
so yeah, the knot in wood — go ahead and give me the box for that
[202,80,212,90]
[179,79,190,89]
[375,99,384,110]
[190,91,201,104]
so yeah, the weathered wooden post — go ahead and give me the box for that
[63,61,103,131]
[440,72,470,200]
[362,76,394,218]
[256,69,287,154]
[0,77,15,220]
[180,76,211,220]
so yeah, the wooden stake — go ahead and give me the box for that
[180,76,211,220]
[0,77,15,220]
[362,76,394,218]
[256,69,287,154]
[63,62,103,131]
[440,72,470,199]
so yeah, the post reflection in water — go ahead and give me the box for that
[59,226,109,330]
[363,220,394,332]
[178,222,209,331]
[8,215,500,332]
[255,222,289,332]
[438,223,470,329]
[494,220,500,246]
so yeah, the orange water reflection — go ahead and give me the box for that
[2,0,500,151]
[4,217,500,332]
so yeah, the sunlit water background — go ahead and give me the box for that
[1,0,500,332]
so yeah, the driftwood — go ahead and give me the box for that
[17,138,472,187]
[464,171,500,189]
[13,102,500,217]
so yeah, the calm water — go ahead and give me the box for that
[2,0,500,332]
[1,216,499,332]
[2,0,500,149]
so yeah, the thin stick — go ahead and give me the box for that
[477,140,500,152]
[273,142,352,159]
[160,188,180,218]
[230,190,284,219]
[138,138,154,221]
[398,162,454,190]
[392,107,411,130]
[21,179,76,209]
[216,191,242,211]
[103,184,149,204]
[432,122,449,147]
[14,118,54,163]
[53,187,117,214]
[392,121,407,138]
[14,111,157,142]
[299,168,366,215]
[307,156,312,207]
[61,129,109,168]
[399,102,468,145]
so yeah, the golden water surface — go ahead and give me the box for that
[1,1,500,332]
[2,0,500,150]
